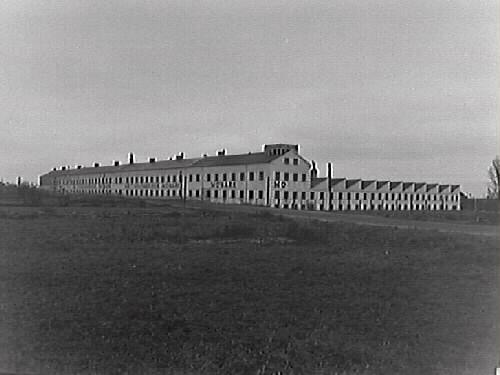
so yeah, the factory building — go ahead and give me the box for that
[39,143,461,211]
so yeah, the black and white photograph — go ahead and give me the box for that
[0,1,498,374]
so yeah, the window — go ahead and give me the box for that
[207,174,211,182]
[161,176,165,183]
[249,172,254,181]
[274,191,280,199]
[172,175,176,183]
[347,192,351,200]
[195,190,200,197]
[239,190,244,199]
[222,190,227,199]
[302,173,307,182]
[275,172,280,180]
[223,173,227,181]
[293,173,298,182]
[284,173,289,181]
[188,190,193,197]
[189,174,193,182]
[310,192,315,200]
[249,190,254,200]
[231,190,236,199]
[284,158,290,165]
[320,192,325,200]
[240,172,245,181]
[167,175,171,183]
[231,173,236,181]
[284,191,289,200]
[301,192,306,200]
[214,174,219,182]
[355,193,359,200]
[292,191,298,200]
[258,190,264,199]
[140,176,144,183]
[172,190,176,197]
[259,171,264,181]
[293,158,298,165]
[206,190,211,198]
[196,174,200,182]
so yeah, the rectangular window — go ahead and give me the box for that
[320,192,325,200]
[284,173,289,181]
[231,190,236,199]
[222,173,227,181]
[188,190,193,197]
[222,190,227,199]
[207,174,211,182]
[310,192,315,200]
[140,176,144,183]
[206,190,211,198]
[284,191,289,200]
[195,190,200,197]
[293,173,298,182]
[161,176,165,183]
[214,173,219,182]
[284,158,290,165]
[258,171,264,181]
[258,190,264,199]
[301,192,306,200]
[239,190,244,199]
[172,175,176,183]
[231,173,236,181]
[292,191,298,200]
[172,190,176,197]
[167,175,171,183]
[275,172,280,180]
[196,174,200,182]
[240,172,245,181]
[302,173,307,182]
[189,174,193,182]
[274,191,280,199]
[293,158,298,165]
[249,172,254,181]
[248,190,254,200]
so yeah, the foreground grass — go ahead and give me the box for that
[0,201,498,375]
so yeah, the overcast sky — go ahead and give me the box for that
[0,0,497,196]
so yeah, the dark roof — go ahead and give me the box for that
[43,151,281,178]
[192,152,279,168]
[44,158,200,177]
[414,183,426,190]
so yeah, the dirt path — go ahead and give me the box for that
[161,200,499,237]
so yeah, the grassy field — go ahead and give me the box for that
[0,189,498,374]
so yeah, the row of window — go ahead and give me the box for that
[274,191,459,201]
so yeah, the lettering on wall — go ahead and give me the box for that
[274,181,287,189]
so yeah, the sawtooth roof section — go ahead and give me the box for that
[345,179,361,189]
[438,185,450,193]
[192,152,280,168]
[414,183,426,190]
[426,183,438,192]
[361,180,376,189]
[376,181,389,189]
[330,178,346,186]
[311,177,327,188]
[402,182,414,191]
[390,181,402,190]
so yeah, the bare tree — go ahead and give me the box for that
[487,156,499,199]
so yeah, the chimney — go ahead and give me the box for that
[176,152,184,160]
[327,162,333,183]
[52,167,57,171]
[149,157,156,163]
[77,165,82,169]
[202,153,208,158]
[94,162,100,168]
[113,160,120,167]
[310,160,318,180]
[128,153,135,164]
[61,166,66,171]
[216,149,226,156]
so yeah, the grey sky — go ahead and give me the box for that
[1,0,497,196]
